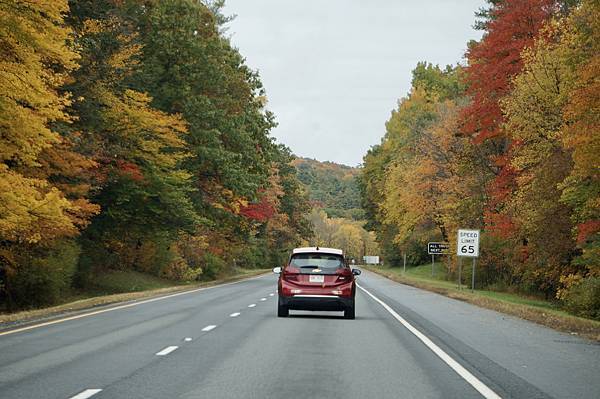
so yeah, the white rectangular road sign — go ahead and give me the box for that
[457,229,480,257]
[363,256,380,265]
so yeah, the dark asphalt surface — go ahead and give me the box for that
[0,270,598,399]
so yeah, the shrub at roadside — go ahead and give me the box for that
[562,277,600,320]
[7,241,80,308]
[200,253,226,280]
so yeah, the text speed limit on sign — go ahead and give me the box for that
[457,229,480,257]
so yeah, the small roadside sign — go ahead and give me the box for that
[427,242,450,255]
[457,229,480,257]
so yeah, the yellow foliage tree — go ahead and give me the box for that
[559,1,600,274]
[0,0,97,244]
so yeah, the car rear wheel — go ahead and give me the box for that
[277,297,289,317]
[344,301,355,319]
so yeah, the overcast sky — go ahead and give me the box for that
[223,0,485,166]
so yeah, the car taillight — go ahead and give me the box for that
[283,266,299,282]
[335,268,353,283]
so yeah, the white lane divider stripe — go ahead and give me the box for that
[260,298,267,301]
[269,293,274,296]
[184,337,192,342]
[248,304,256,308]
[230,312,241,317]
[156,346,178,356]
[201,325,217,332]
[357,284,502,399]
[69,389,102,399]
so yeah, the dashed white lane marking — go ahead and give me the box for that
[357,284,502,399]
[69,389,102,399]
[248,304,256,308]
[269,293,275,297]
[260,298,267,301]
[230,312,241,317]
[0,273,269,337]
[201,325,217,332]
[184,337,192,342]
[155,346,178,356]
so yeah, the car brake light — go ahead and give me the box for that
[335,268,352,283]
[283,266,299,282]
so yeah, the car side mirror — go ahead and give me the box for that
[273,267,282,274]
[352,268,361,276]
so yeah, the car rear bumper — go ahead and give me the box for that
[279,294,354,311]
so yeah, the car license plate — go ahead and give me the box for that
[309,275,324,283]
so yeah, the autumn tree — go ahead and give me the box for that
[501,0,599,305]
[0,0,99,306]
[501,20,577,294]
[359,64,472,266]
[462,0,559,244]
[558,0,600,276]
[309,209,378,261]
[66,2,199,281]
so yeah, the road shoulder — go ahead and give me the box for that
[363,265,600,341]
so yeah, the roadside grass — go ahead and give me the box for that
[364,263,600,341]
[0,268,269,325]
[86,270,180,295]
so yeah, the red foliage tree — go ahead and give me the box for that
[462,0,558,143]
[239,195,276,222]
[116,160,144,182]
[461,0,558,237]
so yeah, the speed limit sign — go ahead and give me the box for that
[457,229,480,257]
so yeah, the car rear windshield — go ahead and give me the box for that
[289,253,345,273]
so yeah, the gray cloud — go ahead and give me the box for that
[224,0,485,166]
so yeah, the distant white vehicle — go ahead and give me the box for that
[363,256,380,265]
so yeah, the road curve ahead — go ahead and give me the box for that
[0,271,598,399]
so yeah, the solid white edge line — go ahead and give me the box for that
[0,273,269,337]
[357,284,502,399]
[156,346,178,356]
[69,389,103,399]
[201,325,217,332]
[229,312,241,317]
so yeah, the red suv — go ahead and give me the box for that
[274,247,361,319]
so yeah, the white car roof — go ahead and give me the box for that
[292,247,343,256]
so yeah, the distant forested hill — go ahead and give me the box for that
[292,158,364,220]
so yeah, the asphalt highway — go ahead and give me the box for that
[0,270,598,399]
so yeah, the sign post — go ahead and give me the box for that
[472,258,476,292]
[427,242,450,278]
[458,257,462,290]
[456,229,480,292]
[403,253,406,274]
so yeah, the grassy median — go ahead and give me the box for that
[0,268,270,325]
[364,263,600,341]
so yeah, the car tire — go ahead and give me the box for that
[277,297,289,317]
[344,301,355,319]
